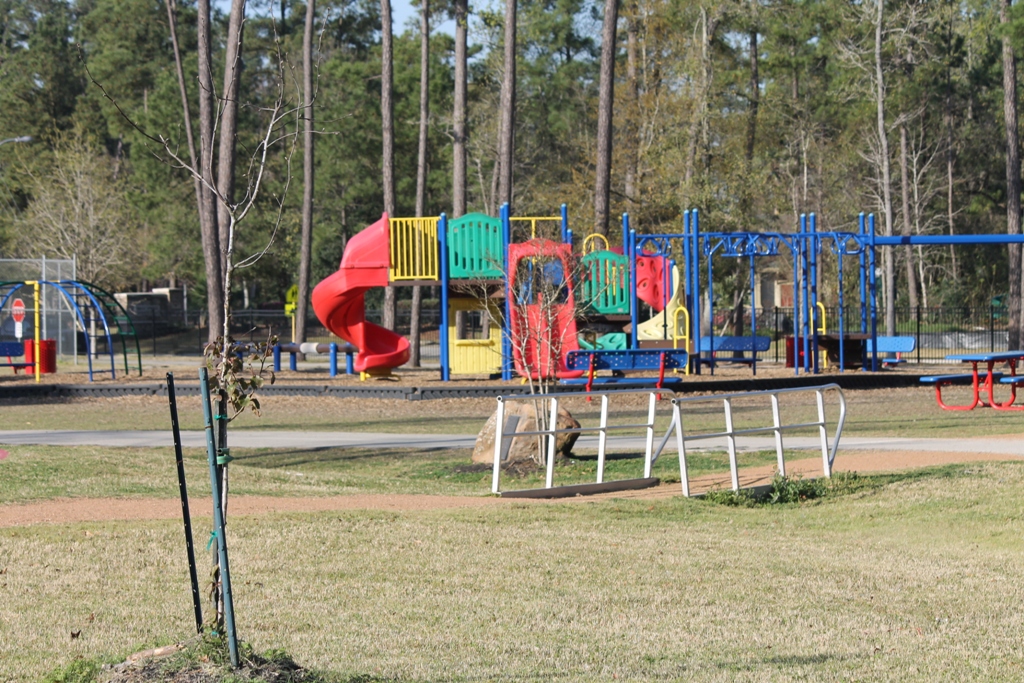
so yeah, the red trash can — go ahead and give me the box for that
[23,339,57,374]
[784,336,806,369]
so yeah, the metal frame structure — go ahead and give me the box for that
[490,384,847,498]
[0,280,124,380]
[671,384,846,495]
[491,387,666,495]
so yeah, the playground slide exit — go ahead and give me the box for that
[311,213,411,373]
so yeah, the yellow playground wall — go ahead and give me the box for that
[447,298,502,375]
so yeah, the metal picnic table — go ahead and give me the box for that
[922,351,1024,411]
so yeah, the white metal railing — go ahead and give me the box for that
[669,384,846,496]
[490,384,847,497]
[491,388,667,494]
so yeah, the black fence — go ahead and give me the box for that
[135,305,1011,365]
[705,305,1012,364]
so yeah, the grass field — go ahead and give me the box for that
[0,442,789,505]
[2,461,1023,681]
[3,385,1024,681]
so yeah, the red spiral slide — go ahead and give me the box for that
[311,213,411,374]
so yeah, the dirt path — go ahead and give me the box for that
[0,449,1015,527]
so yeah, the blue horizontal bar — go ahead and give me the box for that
[875,235,1024,245]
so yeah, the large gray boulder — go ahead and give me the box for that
[472,401,580,466]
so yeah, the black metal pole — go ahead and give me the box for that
[916,305,922,364]
[991,304,995,353]
[167,373,204,634]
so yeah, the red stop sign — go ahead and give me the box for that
[11,298,25,323]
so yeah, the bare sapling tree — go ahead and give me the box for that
[467,236,591,467]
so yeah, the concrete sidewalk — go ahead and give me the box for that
[2,430,1023,456]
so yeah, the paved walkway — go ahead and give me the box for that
[2,429,1023,456]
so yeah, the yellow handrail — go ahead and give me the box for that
[509,216,560,240]
[673,306,691,375]
[389,217,440,281]
[582,233,609,254]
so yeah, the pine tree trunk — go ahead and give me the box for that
[197,0,223,343]
[296,0,316,350]
[217,0,246,282]
[944,12,959,280]
[745,29,758,167]
[623,2,639,205]
[410,0,430,367]
[497,0,517,208]
[166,0,210,333]
[593,0,618,236]
[453,0,468,218]
[874,0,896,337]
[1002,0,1022,349]
[381,0,397,331]
[899,122,918,309]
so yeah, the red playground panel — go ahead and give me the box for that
[635,254,668,311]
[507,239,584,380]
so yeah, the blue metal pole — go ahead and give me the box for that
[749,253,757,376]
[501,204,513,380]
[629,222,639,350]
[661,246,671,340]
[346,351,354,375]
[199,367,239,668]
[706,233,715,376]
[561,203,569,243]
[837,249,846,373]
[800,215,810,373]
[681,211,692,372]
[329,342,338,377]
[439,213,451,381]
[289,350,297,371]
[810,213,819,374]
[692,209,702,375]
[858,213,867,335]
[792,239,800,376]
[273,344,281,372]
[868,213,879,372]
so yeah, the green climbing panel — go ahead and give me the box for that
[578,332,627,350]
[447,213,504,279]
[580,251,630,315]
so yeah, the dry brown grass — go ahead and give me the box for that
[3,462,1024,681]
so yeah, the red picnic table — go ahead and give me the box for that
[921,351,1024,411]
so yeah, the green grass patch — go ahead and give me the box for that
[0,443,788,505]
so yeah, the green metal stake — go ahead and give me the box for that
[200,367,239,667]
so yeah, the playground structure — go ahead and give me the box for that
[311,203,1024,383]
[0,280,142,381]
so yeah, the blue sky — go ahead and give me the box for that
[393,0,455,36]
